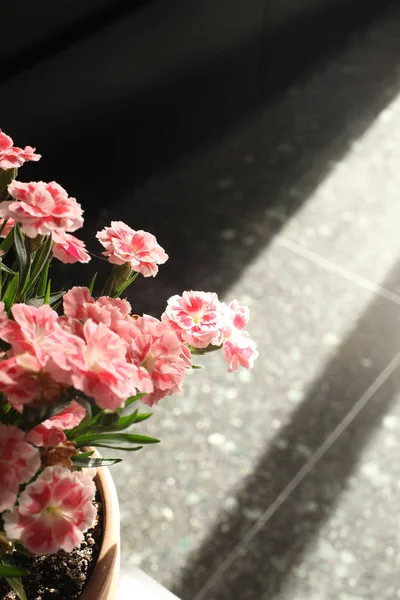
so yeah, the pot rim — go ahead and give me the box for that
[79,454,120,600]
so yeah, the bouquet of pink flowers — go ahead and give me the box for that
[0,128,258,597]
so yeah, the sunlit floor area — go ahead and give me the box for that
[115,4,400,599]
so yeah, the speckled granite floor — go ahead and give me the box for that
[107,4,400,599]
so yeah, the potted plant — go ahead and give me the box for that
[0,128,258,600]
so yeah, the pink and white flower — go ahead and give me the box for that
[0,304,89,410]
[4,466,97,555]
[96,221,168,277]
[221,300,258,372]
[162,291,225,348]
[0,304,61,364]
[162,293,258,372]
[223,300,250,334]
[52,231,91,264]
[0,180,83,238]
[223,335,258,372]
[0,301,7,326]
[0,129,41,170]
[0,356,43,411]
[0,424,40,511]
[27,401,86,447]
[50,319,138,410]
[115,315,190,406]
[0,218,16,238]
[63,287,131,332]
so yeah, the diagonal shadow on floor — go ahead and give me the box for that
[40,3,400,317]
[171,262,400,600]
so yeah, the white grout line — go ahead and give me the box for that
[276,235,400,307]
[193,351,400,600]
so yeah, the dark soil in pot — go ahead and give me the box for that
[0,504,102,600]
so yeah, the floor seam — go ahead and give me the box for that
[193,351,400,600]
[275,235,400,307]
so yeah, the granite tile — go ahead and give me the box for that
[30,4,400,320]
[198,365,400,600]
[110,243,400,591]
[277,81,400,295]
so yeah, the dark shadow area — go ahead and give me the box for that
[12,0,396,191]
[41,2,400,318]
[0,0,150,81]
[171,256,400,599]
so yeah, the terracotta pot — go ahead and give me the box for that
[80,463,120,600]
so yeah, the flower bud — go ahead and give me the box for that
[0,532,14,555]
[0,168,17,202]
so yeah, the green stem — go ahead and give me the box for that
[102,263,133,297]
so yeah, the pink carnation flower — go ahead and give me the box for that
[162,291,225,348]
[115,315,190,406]
[162,293,258,372]
[0,129,41,170]
[224,300,250,333]
[0,218,16,238]
[50,319,138,411]
[0,180,83,238]
[221,300,258,372]
[27,401,86,447]
[96,221,168,277]
[0,424,40,511]
[0,301,7,326]
[52,231,91,264]
[4,466,97,555]
[0,304,60,365]
[0,356,43,412]
[63,287,131,332]
[0,304,88,410]
[223,335,258,372]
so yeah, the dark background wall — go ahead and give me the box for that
[0,0,395,204]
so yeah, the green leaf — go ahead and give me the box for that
[71,456,122,468]
[0,228,15,256]
[0,262,15,275]
[1,557,29,600]
[132,412,152,423]
[123,393,146,410]
[22,235,52,296]
[0,565,29,578]
[189,343,222,355]
[13,224,28,284]
[192,364,203,369]
[36,259,50,297]
[44,279,51,304]
[0,402,21,427]
[74,450,95,459]
[51,299,63,311]
[85,443,143,452]
[74,432,160,448]
[116,409,139,428]
[113,271,139,298]
[4,577,27,600]
[88,272,97,295]
[26,290,65,308]
[97,411,120,428]
[2,272,19,310]
[116,410,152,430]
